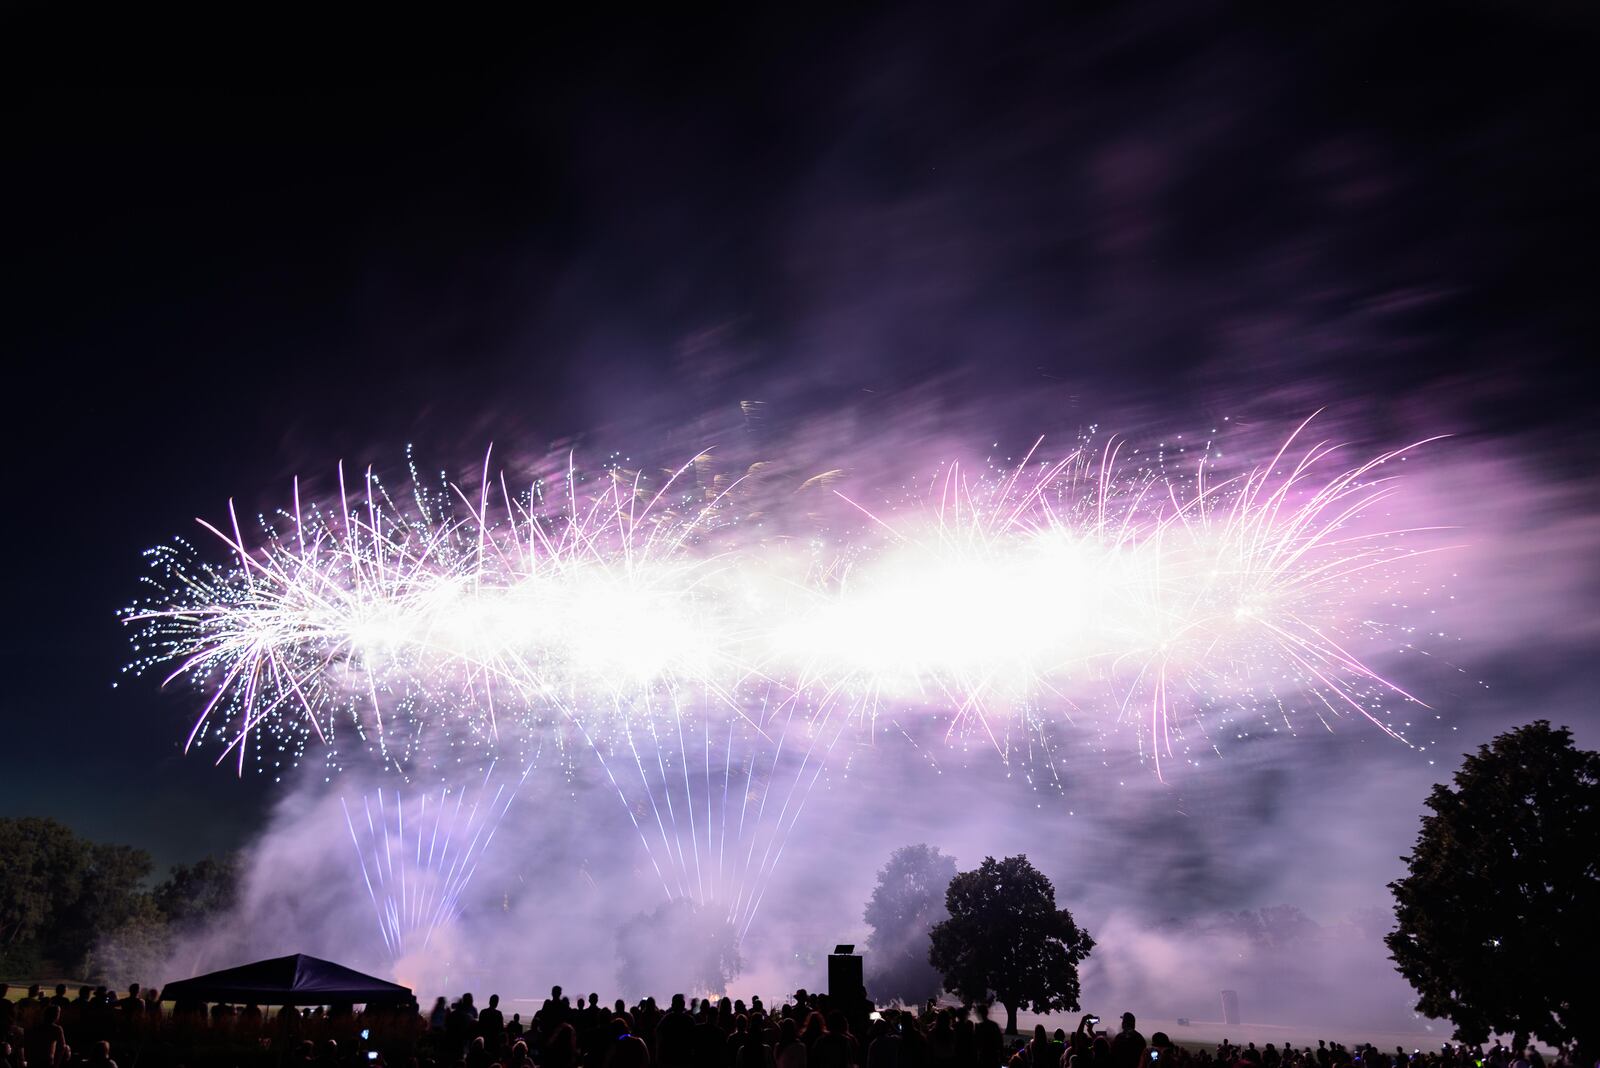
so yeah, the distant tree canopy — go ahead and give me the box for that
[154,853,242,932]
[1387,721,1600,1053]
[864,843,957,1005]
[929,854,1094,1034]
[0,817,92,954]
[0,816,240,982]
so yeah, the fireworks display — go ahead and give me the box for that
[343,758,536,961]
[123,414,1451,938]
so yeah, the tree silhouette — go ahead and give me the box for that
[57,842,154,970]
[0,817,155,977]
[154,852,241,931]
[94,894,170,985]
[0,817,89,962]
[929,854,1094,1034]
[864,843,957,1004]
[1387,721,1599,1054]
[1,818,242,980]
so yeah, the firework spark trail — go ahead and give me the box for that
[341,755,538,961]
[772,420,1454,780]
[566,678,841,929]
[129,417,1454,931]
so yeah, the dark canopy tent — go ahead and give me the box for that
[161,953,413,1005]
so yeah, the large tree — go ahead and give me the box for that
[929,854,1094,1034]
[0,817,156,977]
[154,852,241,931]
[0,817,90,962]
[93,893,170,986]
[55,842,155,970]
[1387,721,1599,1053]
[864,843,957,1004]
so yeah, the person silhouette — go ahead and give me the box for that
[656,994,697,1068]
[1112,1014,1146,1068]
[479,994,504,1040]
[429,997,448,1032]
[976,1004,1004,1067]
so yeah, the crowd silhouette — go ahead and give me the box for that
[0,981,1585,1068]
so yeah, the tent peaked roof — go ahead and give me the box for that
[162,953,412,1006]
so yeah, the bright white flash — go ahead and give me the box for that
[124,418,1449,784]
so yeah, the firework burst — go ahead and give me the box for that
[124,415,1453,932]
[776,416,1452,779]
[343,758,536,962]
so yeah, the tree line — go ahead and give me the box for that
[2,721,1593,1054]
[0,816,238,981]
[859,722,1597,1053]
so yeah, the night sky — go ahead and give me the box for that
[5,4,1598,871]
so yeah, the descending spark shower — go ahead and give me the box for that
[342,758,535,961]
[123,416,1450,955]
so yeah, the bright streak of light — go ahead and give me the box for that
[342,757,536,961]
[124,416,1454,928]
